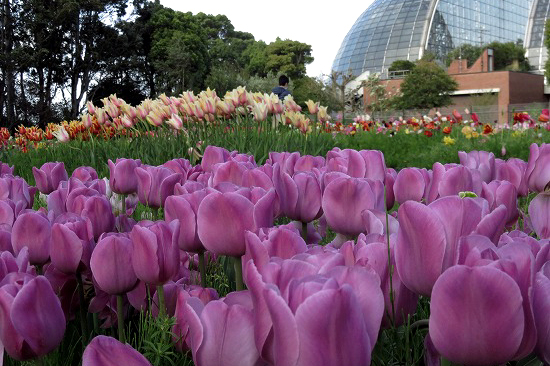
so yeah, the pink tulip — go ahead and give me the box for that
[393,168,429,204]
[529,193,550,239]
[322,177,385,237]
[526,143,550,193]
[50,213,94,273]
[395,196,508,296]
[135,165,181,209]
[246,260,383,366]
[164,190,211,253]
[495,157,528,196]
[32,162,68,194]
[430,265,526,365]
[72,166,99,183]
[533,262,550,363]
[11,211,52,265]
[0,275,66,361]
[82,335,152,366]
[273,164,322,223]
[130,221,180,286]
[458,150,496,183]
[174,292,261,366]
[108,158,142,195]
[90,234,138,295]
[197,190,276,257]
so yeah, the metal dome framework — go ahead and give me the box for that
[332,0,544,77]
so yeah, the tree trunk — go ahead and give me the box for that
[3,0,16,127]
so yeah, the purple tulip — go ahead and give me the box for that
[243,228,307,277]
[201,146,232,172]
[273,163,322,223]
[107,158,142,195]
[0,162,14,176]
[82,335,152,366]
[72,166,99,183]
[430,265,526,365]
[0,176,35,210]
[12,211,52,265]
[174,292,261,366]
[322,177,385,237]
[81,195,116,241]
[163,158,192,181]
[129,221,180,286]
[0,275,66,361]
[90,234,138,295]
[393,168,429,204]
[50,213,94,274]
[529,193,550,239]
[525,143,550,193]
[533,262,550,363]
[197,191,269,257]
[395,196,508,296]
[135,165,181,208]
[481,180,519,226]
[458,150,496,183]
[164,190,211,253]
[246,260,383,366]
[209,160,250,188]
[66,187,101,215]
[32,162,68,194]
[342,234,418,327]
[495,157,528,196]
[385,168,396,210]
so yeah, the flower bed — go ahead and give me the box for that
[0,143,549,365]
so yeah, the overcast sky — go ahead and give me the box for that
[158,0,374,78]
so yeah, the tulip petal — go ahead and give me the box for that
[529,193,550,239]
[263,287,300,366]
[294,287,372,366]
[51,224,83,274]
[197,192,255,257]
[82,335,152,366]
[196,300,260,366]
[429,265,524,365]
[12,276,66,357]
[395,201,447,296]
[394,168,426,204]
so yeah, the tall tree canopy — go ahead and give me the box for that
[396,60,458,111]
[0,0,314,128]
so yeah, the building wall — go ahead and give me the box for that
[364,70,546,124]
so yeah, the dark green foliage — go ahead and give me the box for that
[292,76,340,111]
[446,41,530,71]
[394,61,458,111]
[265,38,314,79]
[388,60,416,72]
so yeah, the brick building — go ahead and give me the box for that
[364,49,548,124]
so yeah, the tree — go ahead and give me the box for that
[364,74,393,117]
[292,76,339,112]
[388,60,416,72]
[487,41,530,71]
[396,60,457,111]
[446,42,530,71]
[265,38,313,79]
[445,44,483,67]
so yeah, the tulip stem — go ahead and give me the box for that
[301,221,308,243]
[233,256,244,291]
[157,285,165,318]
[76,272,89,347]
[116,295,125,343]
[121,194,126,216]
[198,252,207,288]
[93,312,99,334]
[410,319,429,332]
[384,190,396,327]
